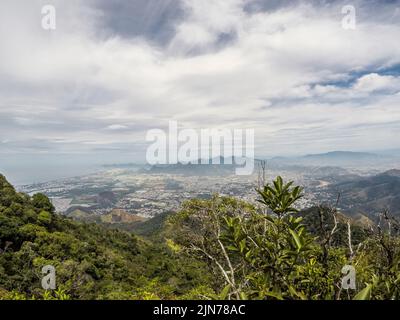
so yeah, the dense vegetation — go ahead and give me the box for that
[0,174,210,300]
[1,173,399,300]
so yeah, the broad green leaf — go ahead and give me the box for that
[220,284,231,300]
[289,228,302,251]
[353,284,372,300]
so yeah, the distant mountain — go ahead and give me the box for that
[327,169,400,217]
[146,163,234,176]
[304,151,380,160]
[269,151,395,169]
[102,163,145,169]
[143,157,260,176]
[141,151,394,176]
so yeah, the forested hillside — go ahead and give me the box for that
[0,174,210,300]
[329,169,400,216]
[1,174,400,300]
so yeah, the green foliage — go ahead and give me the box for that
[1,173,400,300]
[37,211,52,226]
[353,284,372,300]
[31,193,55,214]
[168,176,400,300]
[0,174,208,300]
[256,176,303,218]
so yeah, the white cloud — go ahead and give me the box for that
[353,73,400,93]
[0,0,400,159]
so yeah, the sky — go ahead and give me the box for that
[1,0,400,181]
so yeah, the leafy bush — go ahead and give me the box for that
[168,177,400,300]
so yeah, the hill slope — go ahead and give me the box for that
[328,169,400,217]
[0,174,208,300]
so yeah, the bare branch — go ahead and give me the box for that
[190,244,233,289]
[347,220,354,261]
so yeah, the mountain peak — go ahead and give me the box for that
[304,151,378,158]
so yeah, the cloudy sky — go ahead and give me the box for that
[1,0,400,175]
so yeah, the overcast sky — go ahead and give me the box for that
[1,0,400,168]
